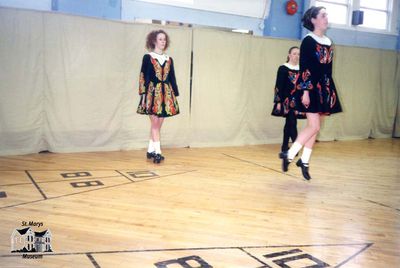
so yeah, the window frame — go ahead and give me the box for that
[310,0,398,35]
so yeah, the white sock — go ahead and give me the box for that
[301,147,312,166]
[153,141,161,154]
[147,140,155,153]
[288,142,303,161]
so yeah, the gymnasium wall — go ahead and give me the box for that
[0,7,398,155]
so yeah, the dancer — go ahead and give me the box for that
[281,6,342,180]
[271,46,305,155]
[137,30,180,163]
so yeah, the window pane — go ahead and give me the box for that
[316,0,348,4]
[360,0,388,10]
[315,1,348,25]
[360,9,388,29]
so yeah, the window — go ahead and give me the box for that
[315,0,349,25]
[359,0,390,30]
[135,0,268,18]
[311,0,396,33]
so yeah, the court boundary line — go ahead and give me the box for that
[0,169,197,210]
[0,242,374,268]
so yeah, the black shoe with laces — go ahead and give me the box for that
[296,159,311,180]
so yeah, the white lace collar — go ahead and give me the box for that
[283,63,299,70]
[149,52,169,65]
[307,32,332,46]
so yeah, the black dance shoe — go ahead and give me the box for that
[147,151,156,159]
[296,159,311,180]
[153,154,164,164]
[148,152,165,161]
[279,151,290,172]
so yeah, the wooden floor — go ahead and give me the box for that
[0,139,399,267]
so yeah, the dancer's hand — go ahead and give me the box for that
[276,103,281,111]
[302,91,310,108]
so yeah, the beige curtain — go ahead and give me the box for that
[0,7,192,155]
[0,7,398,155]
[190,29,305,147]
[190,29,399,147]
[392,52,400,137]
[371,49,398,138]
[0,8,45,155]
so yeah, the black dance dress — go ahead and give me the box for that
[294,33,342,114]
[137,52,180,117]
[271,63,304,118]
[271,63,305,151]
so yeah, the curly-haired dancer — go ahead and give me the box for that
[137,30,180,164]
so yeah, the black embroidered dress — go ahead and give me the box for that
[294,34,342,114]
[137,53,179,117]
[271,64,304,118]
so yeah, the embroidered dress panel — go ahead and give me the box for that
[293,35,342,115]
[271,64,305,119]
[137,53,180,117]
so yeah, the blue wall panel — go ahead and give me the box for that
[56,0,120,20]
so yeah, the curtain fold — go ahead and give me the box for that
[43,13,126,152]
[392,52,400,137]
[0,9,45,155]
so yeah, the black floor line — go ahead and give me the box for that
[0,175,125,187]
[0,242,373,258]
[25,170,47,200]
[86,253,101,268]
[358,197,400,213]
[334,242,373,268]
[115,170,136,182]
[222,153,299,179]
[0,170,196,210]
[239,247,270,267]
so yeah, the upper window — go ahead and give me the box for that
[312,0,396,33]
[359,0,390,30]
[315,0,349,25]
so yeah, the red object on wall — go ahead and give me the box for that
[286,0,298,15]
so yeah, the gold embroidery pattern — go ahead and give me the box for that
[164,83,179,115]
[163,59,171,81]
[151,58,163,81]
[138,72,145,94]
[137,82,154,114]
[146,82,154,112]
[152,83,163,115]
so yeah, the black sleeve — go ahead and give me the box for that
[273,65,287,103]
[297,37,315,91]
[169,58,179,97]
[138,54,151,95]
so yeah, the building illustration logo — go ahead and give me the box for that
[11,227,52,253]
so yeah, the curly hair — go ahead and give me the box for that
[302,6,326,31]
[145,30,170,51]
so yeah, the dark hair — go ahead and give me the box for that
[286,46,299,63]
[302,6,326,31]
[146,30,170,51]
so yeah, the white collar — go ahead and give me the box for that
[307,32,332,46]
[149,52,169,65]
[283,63,299,70]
